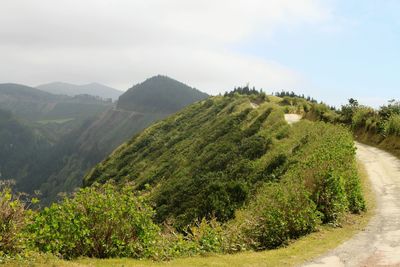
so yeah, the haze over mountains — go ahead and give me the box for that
[0,75,209,203]
[37,82,123,101]
[0,83,112,123]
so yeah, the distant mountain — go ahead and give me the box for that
[0,83,112,122]
[117,75,209,113]
[0,83,61,102]
[37,82,123,101]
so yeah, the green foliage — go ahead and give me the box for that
[27,182,159,259]
[334,98,400,156]
[312,171,347,223]
[224,86,265,97]
[352,106,376,129]
[156,218,225,260]
[305,103,339,123]
[384,114,400,136]
[226,121,365,251]
[232,181,319,250]
[0,181,31,256]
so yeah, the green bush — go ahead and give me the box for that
[231,181,319,250]
[312,170,347,223]
[0,181,34,256]
[352,106,375,129]
[186,218,224,254]
[384,114,400,136]
[227,122,365,251]
[27,182,160,259]
[156,218,225,260]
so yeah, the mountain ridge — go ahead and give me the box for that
[117,75,209,113]
[37,81,123,101]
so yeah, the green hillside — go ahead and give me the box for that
[86,93,365,229]
[117,75,208,113]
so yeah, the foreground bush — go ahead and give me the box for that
[230,181,319,250]
[27,182,160,259]
[157,218,225,259]
[0,181,31,256]
[227,122,365,251]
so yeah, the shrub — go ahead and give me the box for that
[352,106,375,129]
[186,218,224,254]
[27,182,160,259]
[384,114,400,136]
[312,170,347,223]
[0,181,32,256]
[227,121,365,251]
[231,181,319,250]
[156,218,225,260]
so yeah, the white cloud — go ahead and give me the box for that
[0,0,331,93]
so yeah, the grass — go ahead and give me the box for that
[6,161,374,267]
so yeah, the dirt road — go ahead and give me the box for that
[304,142,400,267]
[284,114,302,124]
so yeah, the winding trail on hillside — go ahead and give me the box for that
[304,142,400,267]
[284,114,302,125]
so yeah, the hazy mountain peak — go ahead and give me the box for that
[37,82,122,100]
[117,75,208,113]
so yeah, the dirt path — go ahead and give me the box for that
[304,142,400,267]
[284,114,302,124]
[250,102,259,109]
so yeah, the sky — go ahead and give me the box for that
[0,0,399,107]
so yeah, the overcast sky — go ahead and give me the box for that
[0,0,399,107]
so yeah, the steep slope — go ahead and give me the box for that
[0,109,51,187]
[36,109,167,203]
[37,82,122,101]
[117,75,208,113]
[85,94,365,228]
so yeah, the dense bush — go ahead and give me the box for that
[0,181,32,256]
[27,182,160,259]
[226,121,365,250]
[333,98,400,157]
[384,114,400,136]
[288,122,365,221]
[231,181,319,250]
[352,106,376,129]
